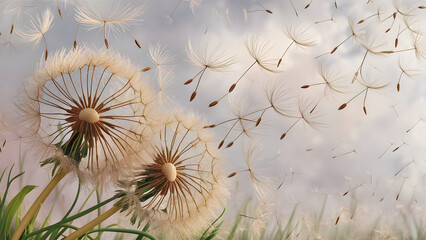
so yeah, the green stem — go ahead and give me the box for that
[85,228,157,240]
[21,194,120,240]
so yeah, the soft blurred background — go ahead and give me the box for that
[0,0,425,238]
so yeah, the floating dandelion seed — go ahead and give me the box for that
[338,76,388,115]
[209,36,277,108]
[166,0,201,24]
[316,19,361,59]
[75,1,144,49]
[406,116,425,133]
[289,0,298,17]
[394,159,414,176]
[378,142,394,159]
[242,1,273,22]
[149,43,175,104]
[280,98,324,140]
[381,1,414,34]
[379,34,426,60]
[17,8,54,60]
[277,26,316,67]
[343,183,364,196]
[396,57,417,92]
[395,177,408,200]
[185,38,234,102]
[301,63,347,98]
[315,13,335,24]
[109,112,228,238]
[392,139,407,152]
[357,8,381,24]
[332,148,356,159]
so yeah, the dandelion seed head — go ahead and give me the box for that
[19,46,157,184]
[117,111,229,238]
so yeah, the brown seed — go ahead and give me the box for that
[255,118,261,126]
[301,85,310,89]
[104,38,109,49]
[227,172,237,178]
[73,40,77,49]
[58,8,62,18]
[396,194,400,200]
[338,103,347,110]
[277,58,282,67]
[334,1,337,8]
[419,6,426,9]
[209,124,217,128]
[397,83,400,92]
[395,38,398,48]
[218,140,224,149]
[393,12,397,19]
[229,83,236,92]
[141,67,151,72]
[45,49,48,61]
[358,19,365,24]
[135,39,141,48]
[184,79,193,85]
[343,191,348,196]
[226,142,234,148]
[266,10,273,14]
[331,46,338,54]
[379,197,384,202]
[209,100,218,107]
[392,147,399,152]
[335,216,340,225]
[280,133,286,140]
[385,28,391,33]
[363,106,367,115]
[305,4,310,9]
[10,24,14,34]
[190,91,197,101]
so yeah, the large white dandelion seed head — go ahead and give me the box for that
[117,111,229,238]
[18,46,158,185]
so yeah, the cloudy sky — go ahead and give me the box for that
[0,0,425,236]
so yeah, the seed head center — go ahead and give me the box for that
[162,163,177,182]
[79,108,100,124]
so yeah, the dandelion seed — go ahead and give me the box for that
[315,13,335,24]
[289,0,298,17]
[338,76,388,114]
[378,142,394,159]
[394,159,414,176]
[406,116,425,133]
[277,26,316,67]
[392,140,407,152]
[396,57,417,92]
[17,8,54,61]
[75,1,144,49]
[280,97,324,140]
[301,63,346,97]
[332,148,356,159]
[242,1,273,21]
[357,8,381,24]
[395,177,408,200]
[329,19,358,55]
[211,97,259,149]
[209,36,277,107]
[343,183,364,196]
[185,38,234,102]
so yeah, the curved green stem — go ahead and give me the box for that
[85,228,157,240]
[21,194,120,240]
